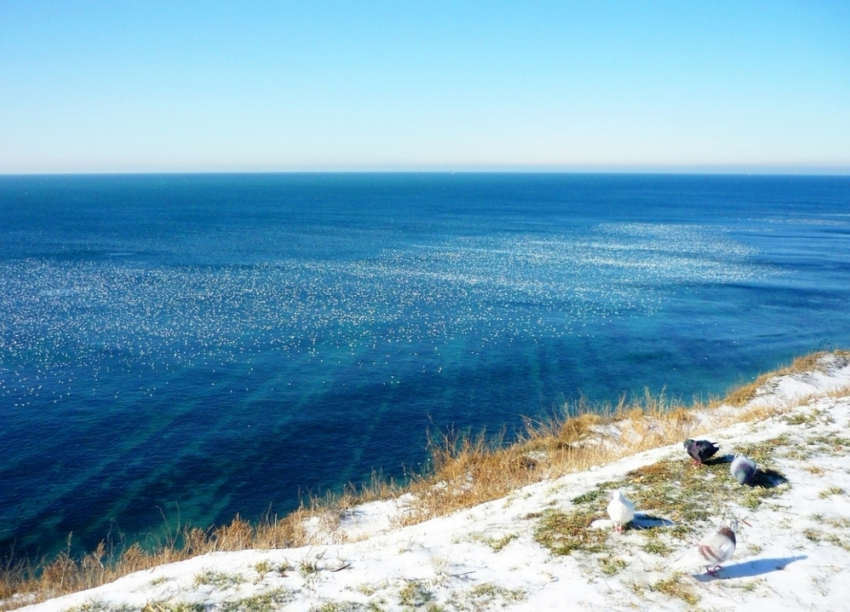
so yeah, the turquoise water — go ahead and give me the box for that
[1,173,849,557]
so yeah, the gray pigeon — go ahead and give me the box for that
[673,518,738,574]
[730,454,758,485]
[684,438,720,464]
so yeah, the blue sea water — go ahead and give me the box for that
[1,173,849,557]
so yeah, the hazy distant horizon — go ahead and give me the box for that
[2,167,849,177]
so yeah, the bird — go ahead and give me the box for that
[730,454,758,485]
[673,519,738,574]
[683,438,720,464]
[607,489,635,533]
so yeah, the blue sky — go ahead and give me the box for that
[1,1,848,173]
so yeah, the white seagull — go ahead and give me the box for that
[607,489,635,533]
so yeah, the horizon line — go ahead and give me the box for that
[2,167,850,178]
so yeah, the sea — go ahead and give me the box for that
[1,173,849,558]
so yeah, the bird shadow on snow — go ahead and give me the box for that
[750,468,788,488]
[693,555,807,582]
[630,513,675,530]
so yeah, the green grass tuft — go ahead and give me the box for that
[220,587,293,612]
[599,555,627,575]
[398,580,432,608]
[650,575,699,606]
[192,570,244,590]
[533,508,609,555]
[142,602,205,612]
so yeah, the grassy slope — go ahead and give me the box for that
[2,350,848,610]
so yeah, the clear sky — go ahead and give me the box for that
[1,1,849,174]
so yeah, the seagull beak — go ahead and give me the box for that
[741,518,752,526]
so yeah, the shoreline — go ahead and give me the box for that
[5,350,850,611]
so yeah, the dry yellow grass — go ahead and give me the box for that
[1,349,848,610]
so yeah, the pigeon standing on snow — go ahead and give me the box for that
[673,519,738,574]
[607,489,635,533]
[683,438,720,464]
[730,454,758,485]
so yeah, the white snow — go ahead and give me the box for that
[16,355,850,612]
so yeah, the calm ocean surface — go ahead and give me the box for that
[1,173,849,557]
